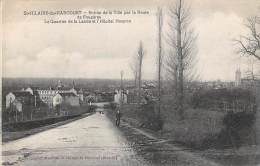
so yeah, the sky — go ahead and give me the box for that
[2,0,260,81]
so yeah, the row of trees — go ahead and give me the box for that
[129,0,197,118]
[129,0,259,119]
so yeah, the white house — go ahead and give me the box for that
[6,91,32,112]
[14,80,84,109]
[36,86,83,107]
[53,93,63,107]
[24,87,39,95]
[114,90,127,104]
[12,100,23,112]
[25,87,34,95]
[6,92,16,109]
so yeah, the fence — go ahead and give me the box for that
[2,104,90,124]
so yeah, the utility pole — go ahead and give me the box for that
[157,7,163,118]
[34,95,37,107]
[137,42,144,108]
[21,106,23,121]
[33,95,37,120]
[120,70,124,107]
[15,108,18,122]
[9,99,12,122]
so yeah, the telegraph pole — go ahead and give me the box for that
[35,95,37,107]
[120,70,124,107]
[15,108,18,122]
[157,7,163,118]
[9,99,12,122]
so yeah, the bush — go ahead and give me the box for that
[218,111,257,148]
[138,102,164,131]
[162,108,225,149]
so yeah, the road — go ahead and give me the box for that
[2,110,150,166]
[91,102,110,108]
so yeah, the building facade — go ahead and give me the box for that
[6,91,33,112]
[53,92,80,107]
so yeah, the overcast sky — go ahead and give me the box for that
[2,0,260,81]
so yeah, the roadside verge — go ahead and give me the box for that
[106,110,219,166]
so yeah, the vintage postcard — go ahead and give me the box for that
[1,0,260,165]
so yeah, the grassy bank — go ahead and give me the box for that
[106,104,260,166]
[107,101,257,150]
[161,108,225,149]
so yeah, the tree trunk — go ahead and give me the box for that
[158,7,163,117]
[177,0,184,118]
[137,42,144,108]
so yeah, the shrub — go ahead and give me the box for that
[129,102,163,131]
[217,111,257,148]
[162,108,225,149]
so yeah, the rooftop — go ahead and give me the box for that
[56,92,77,97]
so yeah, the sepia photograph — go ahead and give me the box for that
[1,0,260,165]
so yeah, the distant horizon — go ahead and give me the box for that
[2,77,237,82]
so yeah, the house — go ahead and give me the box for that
[68,87,78,95]
[84,92,95,104]
[23,86,42,106]
[11,80,84,109]
[77,88,84,101]
[12,100,23,112]
[37,88,57,107]
[69,87,85,101]
[53,93,63,107]
[114,89,127,104]
[6,91,33,112]
[53,92,80,107]
[24,86,39,95]
[36,86,80,107]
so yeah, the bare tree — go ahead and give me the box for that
[157,7,163,117]
[137,41,145,107]
[165,0,197,118]
[165,50,178,97]
[234,16,260,61]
